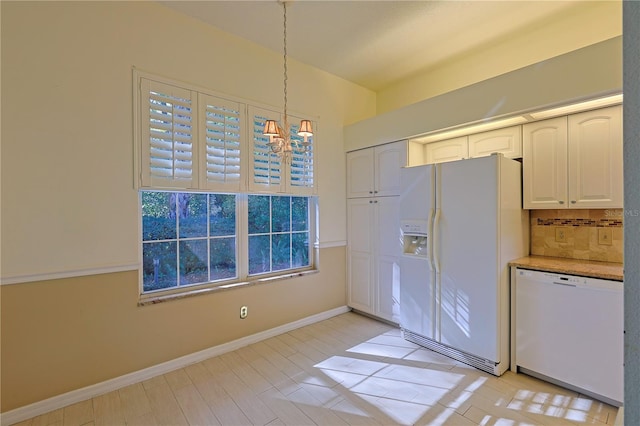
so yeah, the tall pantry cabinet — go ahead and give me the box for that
[346,141,406,323]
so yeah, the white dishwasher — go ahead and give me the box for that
[515,268,623,406]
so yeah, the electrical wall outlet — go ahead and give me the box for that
[555,227,567,243]
[598,228,613,245]
[240,306,248,319]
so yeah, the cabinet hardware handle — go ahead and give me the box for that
[559,201,564,204]
[369,191,373,194]
[571,200,577,204]
[374,190,378,193]
[553,281,577,287]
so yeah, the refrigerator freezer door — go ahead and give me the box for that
[399,257,435,339]
[399,165,436,339]
[436,156,500,362]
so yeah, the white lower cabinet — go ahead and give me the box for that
[347,196,400,323]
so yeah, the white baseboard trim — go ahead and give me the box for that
[1,306,351,426]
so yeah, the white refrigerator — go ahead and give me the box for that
[399,154,528,376]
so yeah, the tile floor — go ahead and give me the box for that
[12,311,619,425]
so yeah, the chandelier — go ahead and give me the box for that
[263,1,314,164]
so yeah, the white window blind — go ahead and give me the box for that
[289,118,315,194]
[199,94,244,191]
[136,72,315,195]
[249,106,283,191]
[140,79,197,189]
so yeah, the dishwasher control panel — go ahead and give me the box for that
[517,268,620,290]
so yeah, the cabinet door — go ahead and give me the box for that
[425,137,468,164]
[375,197,401,323]
[469,126,522,159]
[347,198,375,313]
[568,105,623,208]
[346,148,375,198]
[522,117,568,209]
[375,141,407,196]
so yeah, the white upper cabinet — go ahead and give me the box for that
[523,105,623,209]
[420,126,523,165]
[468,126,522,159]
[568,105,623,208]
[523,117,568,209]
[375,142,407,196]
[346,148,375,198]
[346,140,407,198]
[425,136,468,164]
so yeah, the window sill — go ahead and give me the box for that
[138,268,319,307]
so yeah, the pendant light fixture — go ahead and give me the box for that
[263,1,314,164]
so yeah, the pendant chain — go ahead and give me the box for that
[283,1,288,130]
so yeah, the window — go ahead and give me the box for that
[141,191,313,294]
[141,192,237,292]
[136,71,317,296]
[248,195,310,274]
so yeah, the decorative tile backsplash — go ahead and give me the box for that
[530,209,623,263]
[535,218,623,227]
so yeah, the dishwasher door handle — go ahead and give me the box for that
[552,281,577,287]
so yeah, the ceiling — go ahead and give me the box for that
[160,1,586,92]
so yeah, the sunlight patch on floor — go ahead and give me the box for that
[359,393,434,425]
[479,415,525,426]
[306,324,615,426]
[346,341,416,359]
[509,389,592,422]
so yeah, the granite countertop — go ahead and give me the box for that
[509,255,623,281]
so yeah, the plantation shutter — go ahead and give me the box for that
[136,71,315,194]
[199,94,244,191]
[249,106,283,192]
[288,117,315,195]
[140,79,197,189]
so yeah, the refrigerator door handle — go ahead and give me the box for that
[427,207,435,271]
[433,208,441,274]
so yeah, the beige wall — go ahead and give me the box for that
[377,0,622,114]
[1,246,346,411]
[1,1,370,412]
[1,1,375,280]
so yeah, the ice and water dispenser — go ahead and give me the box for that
[401,220,429,257]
